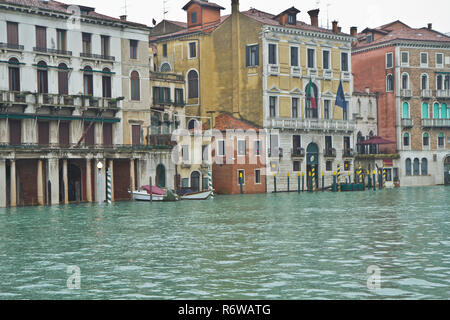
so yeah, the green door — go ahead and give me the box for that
[156,164,166,188]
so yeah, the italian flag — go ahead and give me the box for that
[306,78,317,109]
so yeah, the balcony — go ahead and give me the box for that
[0,143,154,152]
[436,89,450,99]
[33,47,73,56]
[0,91,29,104]
[0,42,24,51]
[269,147,283,158]
[307,68,318,77]
[421,89,433,98]
[268,65,280,75]
[400,89,412,98]
[323,148,337,158]
[323,69,333,80]
[422,119,450,128]
[150,72,185,83]
[80,52,115,61]
[401,118,414,127]
[342,71,351,81]
[343,149,355,158]
[290,66,302,78]
[269,118,356,133]
[148,135,175,148]
[291,147,305,158]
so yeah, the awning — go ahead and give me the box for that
[357,136,395,146]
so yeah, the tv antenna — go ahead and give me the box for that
[123,0,128,16]
[326,3,331,29]
[163,0,169,20]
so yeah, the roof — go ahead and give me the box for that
[0,0,150,29]
[165,20,188,28]
[273,6,300,20]
[182,0,225,11]
[215,113,261,131]
[354,20,450,49]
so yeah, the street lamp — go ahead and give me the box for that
[97,161,103,205]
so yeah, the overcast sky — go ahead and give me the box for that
[72,0,450,34]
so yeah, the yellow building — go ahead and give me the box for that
[150,0,356,192]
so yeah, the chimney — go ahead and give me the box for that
[428,23,432,30]
[332,20,338,33]
[120,15,127,21]
[307,9,319,27]
[350,26,357,37]
[232,0,239,14]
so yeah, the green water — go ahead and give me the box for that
[0,187,449,300]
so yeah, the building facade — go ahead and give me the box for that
[353,21,450,186]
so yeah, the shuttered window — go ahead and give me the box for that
[57,29,66,51]
[84,122,95,146]
[35,26,47,49]
[37,61,48,94]
[130,71,140,101]
[8,58,20,91]
[9,120,21,145]
[188,70,199,99]
[59,122,70,146]
[102,68,112,98]
[130,40,138,59]
[103,123,113,146]
[38,121,49,145]
[268,44,277,64]
[82,33,91,54]
[58,63,69,95]
[307,48,315,68]
[83,67,93,96]
[132,125,141,146]
[101,35,110,57]
[291,46,299,67]
[7,22,18,45]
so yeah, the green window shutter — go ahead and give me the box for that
[255,45,259,66]
[246,46,250,67]
[402,102,409,119]
[441,104,447,119]
[434,103,440,119]
[422,103,429,119]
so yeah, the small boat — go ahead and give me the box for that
[180,190,214,200]
[131,185,179,202]
[131,190,165,201]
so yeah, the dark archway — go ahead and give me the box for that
[190,171,200,192]
[68,164,82,202]
[156,164,166,188]
[444,156,450,185]
[306,143,319,189]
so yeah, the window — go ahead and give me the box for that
[84,122,95,146]
[292,98,299,118]
[102,68,112,98]
[341,52,349,71]
[402,73,409,90]
[423,133,429,147]
[82,33,91,54]
[344,136,351,153]
[101,35,110,57]
[386,74,394,91]
[83,66,93,95]
[217,140,225,156]
[437,75,444,90]
[103,123,113,146]
[238,140,246,156]
[130,71,140,101]
[442,103,448,119]
[255,169,261,184]
[401,51,409,66]
[162,44,167,57]
[160,63,171,72]
[269,44,277,65]
[188,42,197,59]
[153,87,171,104]
[8,58,20,91]
[293,135,301,152]
[37,121,49,145]
[421,158,428,176]
[269,96,277,118]
[436,53,443,68]
[191,12,197,24]
[420,53,428,66]
[413,158,420,175]
[422,103,429,119]
[405,158,412,176]
[305,82,318,119]
[7,22,19,45]
[181,145,189,161]
[57,29,66,52]
[35,26,46,49]
[202,145,209,162]
[403,132,410,147]
[58,63,69,95]
[307,48,315,68]
[438,133,445,148]
[434,103,440,119]
[386,52,393,68]
[238,170,245,185]
[324,100,331,119]
[175,88,184,105]
[290,46,299,67]
[182,178,189,188]
[287,14,296,25]
[293,161,301,172]
[246,44,259,67]
[37,61,48,94]
[323,50,330,70]
[188,70,199,99]
[326,160,333,172]
[421,74,428,89]
[270,134,279,157]
[59,122,70,146]
[445,76,450,90]
[254,140,262,156]
[325,136,333,153]
[9,120,21,145]
[402,102,410,119]
[385,169,392,182]
[130,40,138,59]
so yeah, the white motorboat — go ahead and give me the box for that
[131,190,165,201]
[180,190,213,200]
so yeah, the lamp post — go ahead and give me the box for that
[97,161,103,205]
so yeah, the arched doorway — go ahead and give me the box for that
[445,156,450,185]
[156,164,166,188]
[68,164,82,202]
[306,143,319,189]
[190,171,200,192]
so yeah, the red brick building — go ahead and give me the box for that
[212,113,267,194]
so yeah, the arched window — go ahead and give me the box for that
[102,68,111,98]
[369,131,376,154]
[402,102,410,119]
[403,132,410,147]
[188,119,199,130]
[305,82,319,119]
[162,113,170,134]
[83,66,93,95]
[160,63,171,72]
[405,158,412,176]
[421,74,428,89]
[369,100,373,118]
[37,61,48,94]
[386,74,394,91]
[58,63,69,95]
[413,158,420,175]
[438,132,445,148]
[151,112,161,135]
[423,132,429,147]
[188,70,199,99]
[8,58,20,91]
[422,103,429,119]
[421,158,428,176]
[130,71,140,101]
[433,102,440,119]
[401,73,409,90]
[357,131,365,155]
[437,74,443,90]
[441,103,448,119]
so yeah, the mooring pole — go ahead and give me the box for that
[239,172,243,194]
[302,172,305,192]
[274,173,277,193]
[322,172,325,192]
[287,173,290,193]
[333,172,337,192]
[106,169,112,205]
[149,176,153,203]
[373,170,376,191]
[298,172,301,193]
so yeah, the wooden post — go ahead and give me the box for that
[273,174,277,193]
[287,172,290,193]
[149,176,153,203]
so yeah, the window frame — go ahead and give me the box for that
[322,49,330,70]
[237,139,246,157]
[246,44,259,67]
[386,74,394,92]
[254,169,262,184]
[436,53,444,68]
[401,51,409,66]
[268,43,278,65]
[386,52,393,69]
[307,47,316,69]
[188,41,197,59]
[217,140,225,157]
[269,96,278,118]
[420,52,428,67]
[341,51,349,72]
[291,97,299,118]
[130,39,138,59]
[290,45,299,67]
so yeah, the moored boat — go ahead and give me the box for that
[180,190,213,200]
[131,185,179,202]
[131,190,165,201]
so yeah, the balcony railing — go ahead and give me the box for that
[268,147,283,158]
[33,47,73,56]
[422,119,450,127]
[342,71,351,81]
[436,89,450,98]
[80,52,115,61]
[343,149,355,158]
[148,135,175,148]
[0,42,24,50]
[290,66,302,78]
[269,118,356,132]
[421,89,433,98]
[323,148,336,158]
[291,147,305,158]
[0,143,156,152]
[401,118,414,127]
[323,69,333,80]
[268,65,280,75]
[400,89,412,98]
[0,91,29,104]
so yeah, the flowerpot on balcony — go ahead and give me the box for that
[64,96,74,105]
[15,93,26,103]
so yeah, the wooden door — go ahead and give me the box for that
[132,125,141,146]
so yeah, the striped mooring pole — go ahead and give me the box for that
[312,167,316,192]
[337,164,341,189]
[106,169,112,205]
[298,172,301,193]
[373,170,376,191]
[287,172,290,193]
[208,170,214,199]
[382,167,386,189]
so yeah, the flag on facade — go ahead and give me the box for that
[306,78,317,109]
[335,80,347,110]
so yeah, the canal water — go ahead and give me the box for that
[0,187,449,300]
